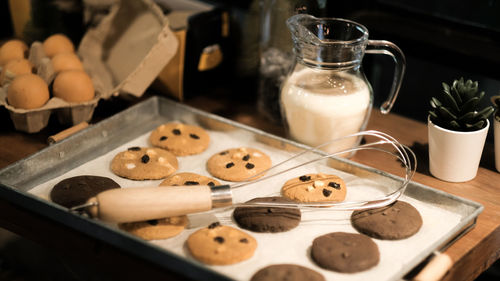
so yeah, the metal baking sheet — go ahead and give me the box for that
[0,96,483,281]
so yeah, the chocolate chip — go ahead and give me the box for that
[328,182,341,189]
[245,163,255,169]
[208,222,220,229]
[184,181,199,185]
[214,236,225,244]
[267,208,273,213]
[322,188,332,197]
[128,146,141,151]
[141,154,150,163]
[242,154,250,161]
[226,162,235,168]
[147,219,158,226]
[299,175,311,182]
[208,182,215,187]
[220,151,229,155]
[172,129,181,135]
[189,133,200,139]
[160,136,167,141]
[240,238,248,243]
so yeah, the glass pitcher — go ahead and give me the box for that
[280,14,406,156]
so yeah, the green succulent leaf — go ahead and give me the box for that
[441,90,460,113]
[430,77,491,131]
[430,97,442,109]
[444,82,462,104]
[457,111,477,123]
[460,96,481,113]
[463,79,478,101]
[450,85,462,104]
[438,106,457,121]
[465,120,485,130]
[448,120,461,130]
[429,111,438,120]
[477,106,494,119]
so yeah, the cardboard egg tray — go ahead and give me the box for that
[0,97,483,281]
[0,0,178,133]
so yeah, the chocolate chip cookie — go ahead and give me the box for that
[149,122,210,156]
[110,146,178,180]
[186,222,257,265]
[206,147,272,182]
[281,173,346,202]
[118,216,188,240]
[159,172,220,187]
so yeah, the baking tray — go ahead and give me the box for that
[0,96,483,281]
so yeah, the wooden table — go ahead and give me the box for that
[0,94,499,281]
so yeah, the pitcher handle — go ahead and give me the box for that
[365,40,406,114]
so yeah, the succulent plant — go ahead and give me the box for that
[492,95,500,122]
[429,77,494,131]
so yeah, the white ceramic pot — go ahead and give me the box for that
[495,118,500,173]
[428,117,489,182]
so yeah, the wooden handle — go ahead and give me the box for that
[413,253,453,281]
[86,185,213,223]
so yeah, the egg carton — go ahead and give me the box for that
[0,0,178,133]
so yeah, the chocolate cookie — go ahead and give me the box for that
[233,197,301,233]
[186,222,257,265]
[206,147,272,182]
[351,200,423,240]
[118,216,188,241]
[159,172,220,187]
[281,173,346,203]
[149,122,210,156]
[311,232,380,273]
[50,175,120,208]
[251,264,325,281]
[110,147,178,180]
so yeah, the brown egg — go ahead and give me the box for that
[43,34,75,58]
[51,53,83,73]
[53,70,94,103]
[7,74,50,109]
[0,59,33,85]
[0,39,28,65]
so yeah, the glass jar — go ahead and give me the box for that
[280,14,406,156]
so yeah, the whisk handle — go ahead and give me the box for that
[86,185,232,223]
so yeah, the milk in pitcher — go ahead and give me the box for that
[280,68,371,155]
